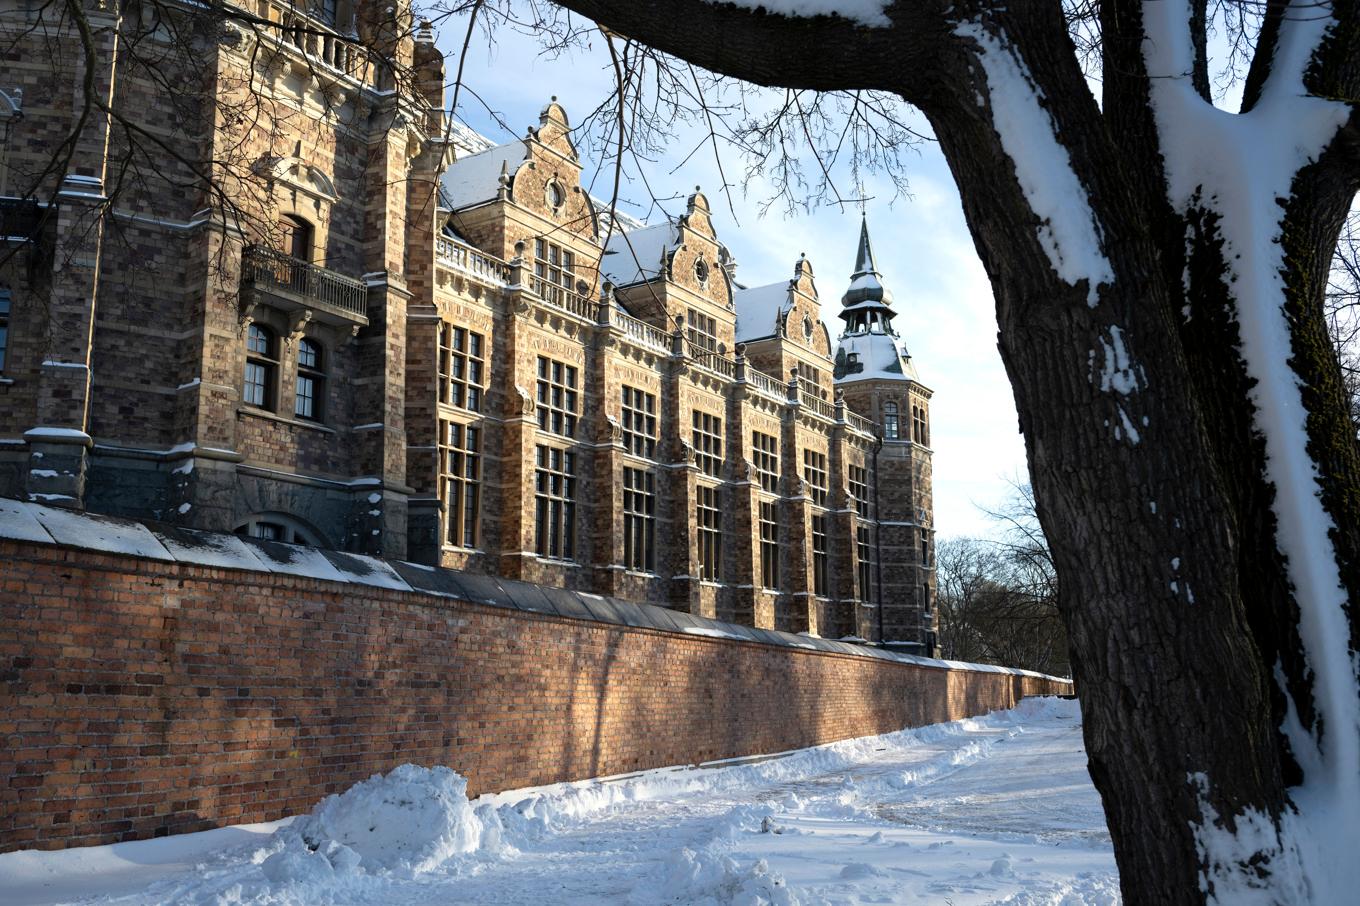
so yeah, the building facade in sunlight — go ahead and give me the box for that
[0,3,935,648]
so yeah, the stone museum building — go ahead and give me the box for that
[0,0,936,648]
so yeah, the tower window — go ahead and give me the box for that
[244,323,278,410]
[883,401,899,440]
[295,338,324,421]
[913,404,929,445]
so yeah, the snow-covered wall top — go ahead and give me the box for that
[0,497,1069,683]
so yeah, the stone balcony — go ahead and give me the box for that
[240,245,369,327]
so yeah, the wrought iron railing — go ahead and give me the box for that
[799,386,836,419]
[529,274,595,320]
[242,245,368,319]
[693,350,737,379]
[744,366,787,402]
[436,235,509,284]
[0,197,42,240]
[615,310,670,352]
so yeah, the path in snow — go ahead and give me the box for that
[1,697,1119,905]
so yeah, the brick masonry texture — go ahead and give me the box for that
[0,537,1068,854]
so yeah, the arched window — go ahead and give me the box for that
[280,214,314,263]
[913,404,929,445]
[244,323,278,410]
[295,337,325,421]
[883,401,899,440]
[235,513,324,547]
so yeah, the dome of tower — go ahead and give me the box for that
[834,216,920,384]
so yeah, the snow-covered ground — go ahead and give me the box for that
[0,697,1119,905]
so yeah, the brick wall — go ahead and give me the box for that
[0,538,1069,854]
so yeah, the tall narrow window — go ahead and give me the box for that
[752,431,779,493]
[812,514,829,598]
[920,529,930,567]
[536,356,578,437]
[848,465,869,519]
[534,238,576,303]
[295,338,324,421]
[883,401,899,440]
[441,421,482,549]
[0,289,10,372]
[622,467,655,571]
[534,445,576,560]
[439,324,485,412]
[244,323,277,410]
[857,525,874,603]
[760,500,780,591]
[280,214,314,263]
[621,386,657,458]
[698,484,722,581]
[913,404,929,445]
[692,411,723,478]
[802,449,828,507]
[686,308,718,355]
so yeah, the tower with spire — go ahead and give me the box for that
[835,217,936,652]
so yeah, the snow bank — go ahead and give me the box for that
[641,847,798,905]
[269,765,495,881]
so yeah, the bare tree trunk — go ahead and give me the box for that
[550,0,1360,901]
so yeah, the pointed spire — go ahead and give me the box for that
[840,215,893,315]
[851,214,879,279]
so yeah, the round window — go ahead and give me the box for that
[547,181,565,209]
[695,258,709,284]
[803,315,815,340]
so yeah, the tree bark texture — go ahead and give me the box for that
[551,0,1360,902]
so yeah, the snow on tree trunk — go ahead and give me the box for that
[1142,2,1358,902]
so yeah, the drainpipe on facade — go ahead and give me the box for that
[872,430,885,647]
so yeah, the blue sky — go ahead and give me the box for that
[437,17,1028,540]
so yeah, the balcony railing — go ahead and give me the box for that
[530,275,595,320]
[798,386,836,419]
[615,310,670,352]
[262,0,374,86]
[0,197,43,241]
[436,235,509,284]
[743,366,787,402]
[693,350,737,380]
[843,408,877,436]
[242,245,368,321]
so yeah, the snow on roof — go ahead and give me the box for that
[835,330,920,383]
[447,119,495,156]
[733,280,794,342]
[440,140,530,211]
[602,220,680,287]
